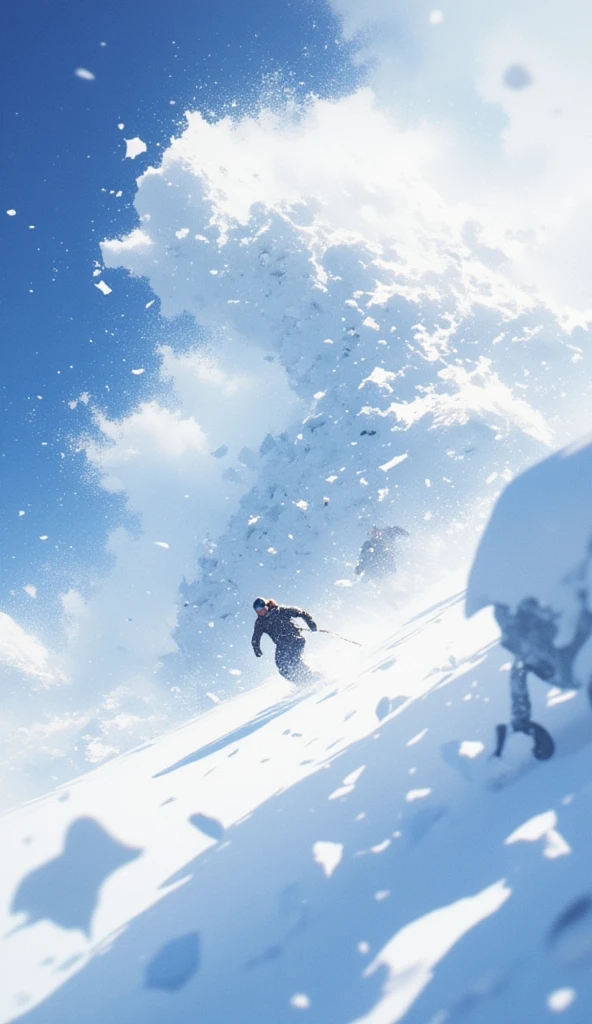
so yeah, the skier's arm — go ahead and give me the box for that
[285,606,318,631]
[251,619,264,656]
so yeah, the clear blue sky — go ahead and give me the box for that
[0,0,359,638]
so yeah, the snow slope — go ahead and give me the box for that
[3,574,592,1024]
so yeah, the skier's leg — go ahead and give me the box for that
[494,659,554,760]
[510,660,531,732]
[276,641,316,685]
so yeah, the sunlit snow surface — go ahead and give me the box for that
[3,580,592,1024]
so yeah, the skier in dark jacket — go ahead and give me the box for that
[355,525,409,580]
[251,597,319,684]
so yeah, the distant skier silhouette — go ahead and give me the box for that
[354,525,409,580]
[251,597,319,684]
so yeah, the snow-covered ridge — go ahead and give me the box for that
[3,574,592,1023]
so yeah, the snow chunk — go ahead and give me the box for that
[429,9,444,24]
[505,810,557,844]
[290,993,311,1009]
[95,280,112,296]
[362,316,380,330]
[125,137,147,160]
[131,368,145,375]
[6,209,16,217]
[458,740,485,759]
[379,453,408,473]
[18,510,25,517]
[313,840,343,877]
[294,499,309,511]
[547,988,576,1013]
[406,788,431,802]
[356,881,511,1024]
[175,228,190,239]
[23,585,37,599]
[505,810,571,859]
[74,67,95,81]
[406,729,428,747]
[154,541,170,550]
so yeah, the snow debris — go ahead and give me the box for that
[6,209,16,217]
[329,766,365,800]
[359,881,510,1022]
[124,137,147,160]
[379,453,408,473]
[362,316,380,330]
[74,68,95,81]
[18,510,25,517]
[154,542,170,550]
[358,942,370,955]
[117,123,124,130]
[94,280,112,296]
[547,988,577,1013]
[313,840,343,878]
[406,788,431,802]
[205,692,220,703]
[23,585,37,599]
[429,9,444,24]
[294,500,309,511]
[145,299,155,308]
[131,368,145,375]
[175,228,190,239]
[290,993,311,1010]
[39,535,48,541]
[458,740,484,759]
[406,729,428,747]
[374,890,390,902]
[505,810,571,859]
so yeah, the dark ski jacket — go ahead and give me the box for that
[251,605,317,656]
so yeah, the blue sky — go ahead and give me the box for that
[1,0,359,638]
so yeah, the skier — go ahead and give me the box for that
[354,525,409,580]
[251,597,319,684]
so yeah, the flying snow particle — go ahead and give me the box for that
[6,209,16,216]
[39,535,48,541]
[459,740,485,759]
[74,68,96,81]
[313,841,343,877]
[294,499,309,511]
[18,510,25,517]
[23,585,37,598]
[94,280,112,296]
[154,541,170,550]
[124,137,147,160]
[118,123,124,130]
[145,299,155,308]
[429,9,444,24]
[290,994,311,1010]
[547,988,576,1013]
[406,788,432,802]
[131,368,145,375]
[379,453,408,473]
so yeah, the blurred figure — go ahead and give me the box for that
[354,525,409,581]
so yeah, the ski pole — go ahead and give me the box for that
[314,628,363,647]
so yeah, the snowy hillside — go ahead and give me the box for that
[4,97,592,826]
[3,570,592,1024]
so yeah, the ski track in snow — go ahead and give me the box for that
[3,582,592,1024]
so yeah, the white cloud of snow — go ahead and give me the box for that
[328,0,592,312]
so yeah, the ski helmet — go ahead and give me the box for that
[253,597,267,611]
